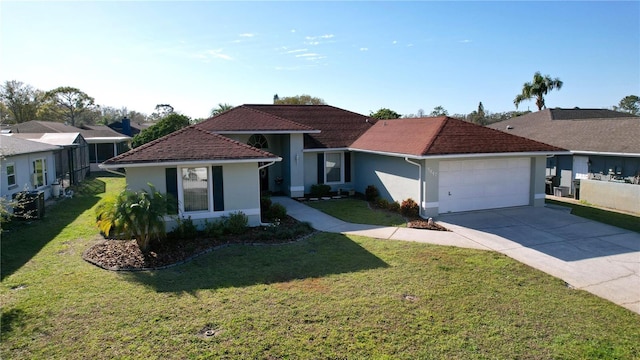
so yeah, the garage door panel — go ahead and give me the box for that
[439,158,531,213]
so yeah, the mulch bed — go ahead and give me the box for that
[407,218,450,231]
[83,215,449,271]
[83,216,312,271]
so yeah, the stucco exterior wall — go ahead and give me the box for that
[580,179,640,214]
[125,163,262,229]
[125,167,167,193]
[1,151,57,200]
[354,152,419,204]
[531,156,547,207]
[288,134,305,197]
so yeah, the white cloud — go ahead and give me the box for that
[304,34,335,45]
[459,39,472,43]
[360,48,368,51]
[291,29,296,33]
[295,53,320,58]
[286,48,308,54]
[194,49,233,61]
[239,33,255,37]
[392,40,397,44]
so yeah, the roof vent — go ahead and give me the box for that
[506,125,514,130]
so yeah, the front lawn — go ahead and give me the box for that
[306,198,407,227]
[546,199,640,233]
[1,175,639,359]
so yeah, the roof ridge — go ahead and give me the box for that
[204,126,276,157]
[481,121,565,151]
[420,116,449,155]
[108,125,196,162]
[240,105,318,131]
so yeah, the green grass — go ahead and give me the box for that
[546,199,640,233]
[306,198,407,227]
[1,176,639,359]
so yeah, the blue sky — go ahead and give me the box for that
[2,1,638,119]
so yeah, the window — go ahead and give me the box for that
[247,134,269,149]
[181,167,209,212]
[325,152,342,183]
[33,159,48,187]
[6,163,16,189]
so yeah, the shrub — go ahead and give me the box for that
[169,216,199,240]
[225,211,248,235]
[365,185,379,201]
[388,201,401,213]
[265,203,287,221]
[400,198,420,218]
[203,218,225,239]
[310,184,331,197]
[375,197,390,209]
[0,196,15,232]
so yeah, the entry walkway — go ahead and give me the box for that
[273,197,640,315]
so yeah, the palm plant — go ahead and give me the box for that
[210,103,234,117]
[96,185,168,251]
[514,72,563,110]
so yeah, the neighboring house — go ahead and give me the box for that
[7,132,89,185]
[1,135,59,201]
[101,105,566,226]
[487,109,640,194]
[11,121,131,172]
[108,117,152,137]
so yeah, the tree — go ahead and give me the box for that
[0,80,44,123]
[513,72,563,111]
[95,185,169,251]
[469,101,486,125]
[613,95,640,115]
[210,103,234,117]
[274,94,326,105]
[430,106,448,116]
[149,104,174,122]
[131,113,191,148]
[369,108,401,119]
[44,86,96,126]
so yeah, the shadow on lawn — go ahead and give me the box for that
[123,233,389,293]
[0,178,105,280]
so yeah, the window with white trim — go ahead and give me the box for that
[325,152,343,183]
[6,163,16,189]
[33,159,48,188]
[181,167,209,212]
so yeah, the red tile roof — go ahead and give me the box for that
[198,104,376,149]
[196,106,317,133]
[351,117,565,156]
[102,126,278,166]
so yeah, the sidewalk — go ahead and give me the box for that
[273,197,640,314]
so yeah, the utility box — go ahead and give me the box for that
[553,186,570,197]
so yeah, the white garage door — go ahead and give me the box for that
[438,158,531,213]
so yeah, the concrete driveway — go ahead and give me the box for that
[436,206,640,314]
[274,197,640,314]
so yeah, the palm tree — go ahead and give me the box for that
[95,185,168,251]
[210,103,234,117]
[514,72,563,110]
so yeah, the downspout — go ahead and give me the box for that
[258,160,278,226]
[258,161,276,170]
[405,157,424,219]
